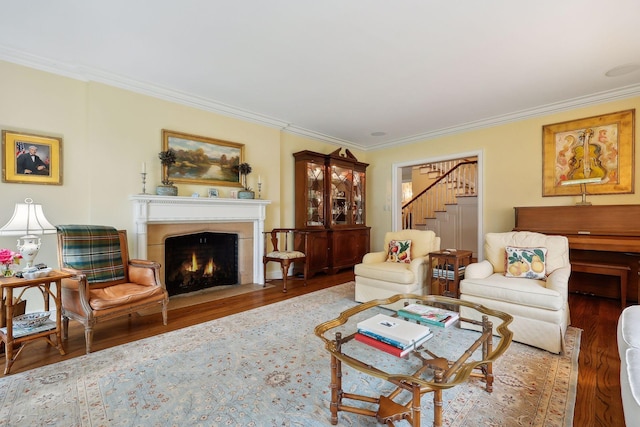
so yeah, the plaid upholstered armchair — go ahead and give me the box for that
[56,225,168,353]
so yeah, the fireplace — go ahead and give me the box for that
[164,232,239,296]
[130,195,271,290]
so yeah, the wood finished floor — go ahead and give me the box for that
[2,270,626,427]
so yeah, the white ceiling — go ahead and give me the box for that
[1,1,640,151]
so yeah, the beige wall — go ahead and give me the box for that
[2,58,640,281]
[366,98,640,250]
[0,61,283,273]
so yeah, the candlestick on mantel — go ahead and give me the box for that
[142,162,146,173]
[258,175,262,184]
[140,172,147,194]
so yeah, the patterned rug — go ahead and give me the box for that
[0,282,579,427]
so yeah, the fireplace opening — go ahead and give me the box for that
[164,232,239,296]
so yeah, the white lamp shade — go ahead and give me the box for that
[0,198,57,236]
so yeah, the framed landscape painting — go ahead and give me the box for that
[542,109,635,196]
[2,130,63,185]
[162,129,244,187]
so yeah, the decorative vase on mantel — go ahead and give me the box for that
[156,184,178,196]
[237,163,254,199]
[156,163,178,196]
[238,190,255,199]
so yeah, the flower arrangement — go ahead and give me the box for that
[158,148,177,186]
[0,248,22,276]
[238,162,253,191]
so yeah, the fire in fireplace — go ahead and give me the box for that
[164,232,239,296]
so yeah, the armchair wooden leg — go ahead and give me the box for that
[85,326,94,354]
[161,300,168,326]
[281,260,291,293]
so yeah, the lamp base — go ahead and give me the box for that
[17,235,41,270]
[575,183,592,207]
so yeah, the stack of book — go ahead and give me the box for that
[432,263,466,280]
[397,303,459,328]
[355,313,433,357]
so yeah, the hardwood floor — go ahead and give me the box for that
[569,291,625,427]
[2,270,626,426]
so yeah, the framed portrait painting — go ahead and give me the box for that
[2,130,63,185]
[162,129,244,187]
[542,109,635,196]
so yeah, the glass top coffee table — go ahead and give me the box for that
[314,294,513,427]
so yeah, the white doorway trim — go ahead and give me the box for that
[391,149,484,261]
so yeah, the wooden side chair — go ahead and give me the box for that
[263,228,309,292]
[56,225,169,353]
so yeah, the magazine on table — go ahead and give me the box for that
[356,313,432,346]
[397,303,459,328]
[355,330,433,357]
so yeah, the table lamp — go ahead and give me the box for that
[560,177,603,206]
[0,198,57,269]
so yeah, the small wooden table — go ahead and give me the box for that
[428,249,473,298]
[0,270,71,374]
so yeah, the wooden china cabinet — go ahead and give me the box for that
[294,148,370,276]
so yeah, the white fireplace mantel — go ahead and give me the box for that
[130,195,271,284]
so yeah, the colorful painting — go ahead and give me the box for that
[162,130,244,187]
[554,125,619,185]
[542,110,634,196]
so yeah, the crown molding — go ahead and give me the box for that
[2,45,640,152]
[281,125,363,151]
[368,83,640,150]
[0,46,289,131]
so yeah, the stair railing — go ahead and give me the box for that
[402,160,477,229]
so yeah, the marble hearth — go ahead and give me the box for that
[130,195,271,286]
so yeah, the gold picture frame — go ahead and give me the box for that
[2,130,63,185]
[542,109,635,196]
[162,129,245,187]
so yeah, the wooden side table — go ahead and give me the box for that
[428,250,473,298]
[0,270,71,374]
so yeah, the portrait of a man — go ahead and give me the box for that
[2,130,62,185]
[16,144,50,175]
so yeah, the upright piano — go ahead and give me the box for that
[514,205,640,302]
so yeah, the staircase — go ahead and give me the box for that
[402,160,478,255]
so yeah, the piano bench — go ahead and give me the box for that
[571,261,630,308]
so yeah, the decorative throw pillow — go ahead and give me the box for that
[386,239,412,263]
[504,246,547,279]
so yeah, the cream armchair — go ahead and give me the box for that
[354,229,440,309]
[459,231,571,354]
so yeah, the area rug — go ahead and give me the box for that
[0,282,580,427]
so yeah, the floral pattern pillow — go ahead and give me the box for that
[504,246,547,279]
[386,240,412,263]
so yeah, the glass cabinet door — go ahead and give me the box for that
[331,165,353,226]
[352,170,365,225]
[305,161,325,226]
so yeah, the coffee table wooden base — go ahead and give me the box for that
[329,355,493,427]
[316,295,513,427]
[328,318,495,427]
